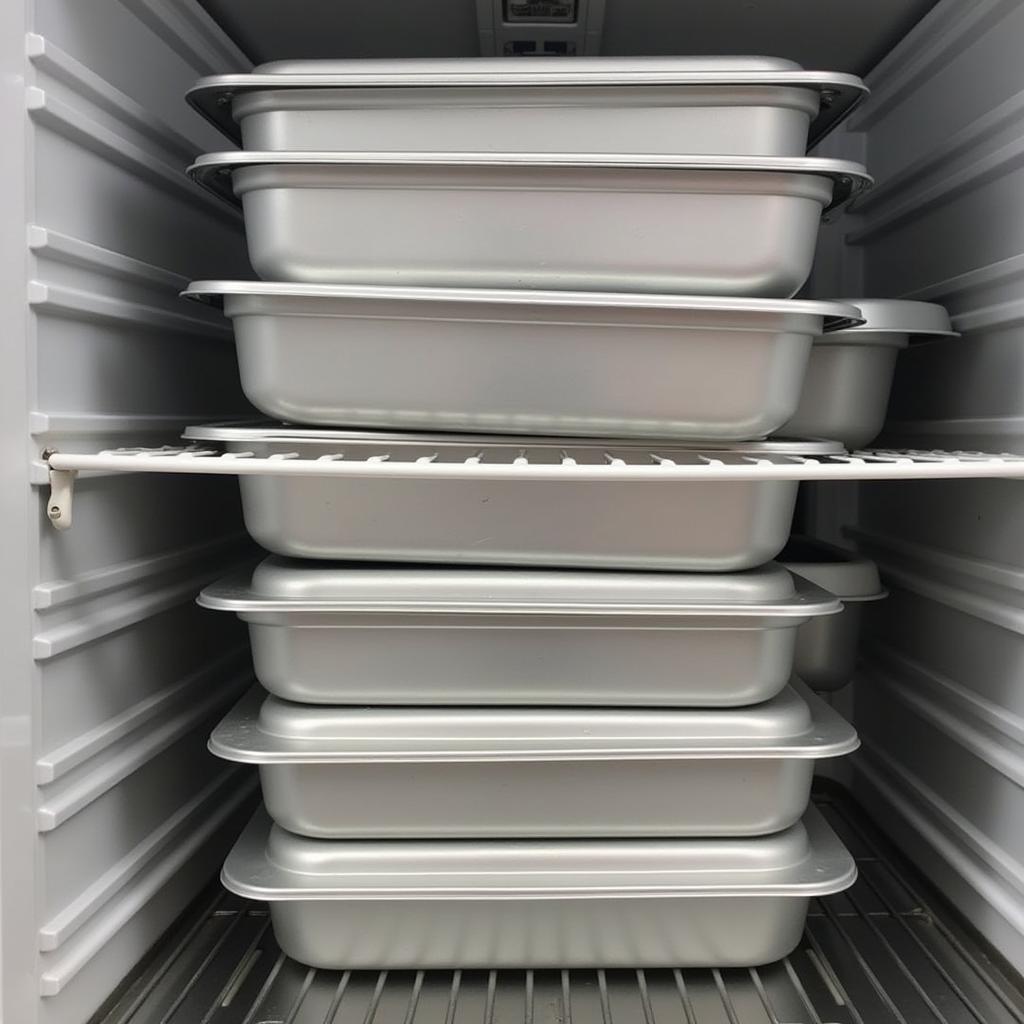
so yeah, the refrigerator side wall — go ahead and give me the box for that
[2,4,259,1024]
[809,0,1024,973]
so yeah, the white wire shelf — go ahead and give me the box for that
[41,444,1024,530]
[43,443,1024,479]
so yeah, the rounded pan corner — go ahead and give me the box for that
[780,542,886,602]
[195,590,233,612]
[832,298,956,338]
[187,155,243,207]
[839,586,890,604]
[827,731,862,760]
[798,687,860,759]
[196,570,261,612]
[208,687,271,764]
[782,574,846,619]
[219,860,269,902]
[821,308,867,332]
[207,731,255,764]
[798,805,859,895]
[220,810,293,902]
[181,281,229,307]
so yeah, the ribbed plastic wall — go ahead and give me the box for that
[807,0,1024,975]
[0,3,260,1024]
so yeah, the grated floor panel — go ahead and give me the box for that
[94,792,1024,1024]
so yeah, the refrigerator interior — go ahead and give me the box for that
[3,0,1024,1022]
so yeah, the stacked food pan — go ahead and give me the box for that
[189,56,872,969]
[780,537,888,691]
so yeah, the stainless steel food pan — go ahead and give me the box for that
[780,537,887,691]
[188,153,871,296]
[779,300,957,448]
[185,283,860,439]
[221,803,856,969]
[199,558,841,707]
[209,682,858,838]
[183,424,844,570]
[187,57,868,157]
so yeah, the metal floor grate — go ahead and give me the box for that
[95,792,1024,1024]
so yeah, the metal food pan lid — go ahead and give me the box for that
[186,151,873,214]
[209,682,859,763]
[779,536,886,602]
[183,281,864,332]
[222,803,856,900]
[187,59,867,150]
[198,557,842,618]
[182,420,846,456]
[827,299,958,339]
[255,56,806,75]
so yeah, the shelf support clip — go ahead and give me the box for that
[43,451,75,530]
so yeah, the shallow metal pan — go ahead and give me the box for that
[188,153,871,297]
[209,682,858,838]
[183,423,844,570]
[185,283,860,439]
[221,803,855,968]
[186,56,868,156]
[779,537,887,691]
[779,300,958,448]
[199,558,840,706]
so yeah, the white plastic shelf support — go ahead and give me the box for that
[41,445,1024,532]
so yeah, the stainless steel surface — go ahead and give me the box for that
[186,57,867,154]
[780,537,887,692]
[209,683,858,838]
[779,300,957,448]
[826,299,956,337]
[183,421,847,452]
[188,152,871,296]
[216,806,853,969]
[94,791,1024,1024]
[199,558,841,706]
[184,282,861,438]
[781,537,885,599]
[182,425,845,569]
[251,56,802,73]
[782,337,909,449]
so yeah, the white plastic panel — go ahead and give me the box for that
[805,0,1024,975]
[0,4,258,1024]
